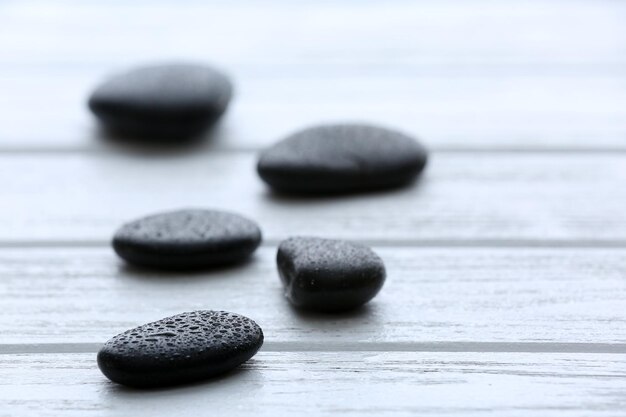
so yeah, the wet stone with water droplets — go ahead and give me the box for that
[112,209,262,270]
[277,237,386,312]
[97,311,263,387]
[88,63,233,141]
[257,123,428,194]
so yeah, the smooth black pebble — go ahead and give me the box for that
[97,310,263,388]
[277,237,386,312]
[88,63,232,140]
[113,209,262,270]
[257,123,428,194]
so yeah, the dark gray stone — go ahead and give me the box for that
[277,237,386,312]
[113,209,262,270]
[97,311,263,387]
[257,124,427,194]
[88,63,232,140]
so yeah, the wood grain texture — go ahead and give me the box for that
[2,352,626,416]
[0,0,624,150]
[0,153,625,242]
[1,246,625,344]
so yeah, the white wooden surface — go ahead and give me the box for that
[2,153,626,243]
[1,247,626,345]
[1,0,625,415]
[2,73,625,151]
[2,352,626,417]
[0,0,625,151]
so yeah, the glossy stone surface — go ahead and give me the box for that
[277,237,386,312]
[97,311,263,388]
[257,124,428,194]
[113,209,262,270]
[88,63,232,140]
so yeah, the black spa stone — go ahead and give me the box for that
[97,311,264,388]
[88,63,232,140]
[257,124,428,194]
[112,209,262,270]
[277,237,386,312]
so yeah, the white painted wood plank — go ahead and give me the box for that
[1,352,626,416]
[0,0,624,150]
[1,73,625,151]
[1,1,623,69]
[1,247,625,344]
[0,153,625,242]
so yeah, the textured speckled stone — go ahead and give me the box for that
[88,63,232,140]
[257,124,428,194]
[277,237,386,312]
[113,209,262,270]
[97,311,263,387]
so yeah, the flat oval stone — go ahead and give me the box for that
[113,209,262,270]
[277,237,386,312]
[88,63,232,140]
[257,124,428,194]
[97,311,263,387]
